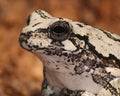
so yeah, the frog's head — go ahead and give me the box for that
[19,10,86,57]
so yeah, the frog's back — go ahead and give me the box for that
[72,21,120,63]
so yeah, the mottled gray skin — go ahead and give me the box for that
[19,10,120,96]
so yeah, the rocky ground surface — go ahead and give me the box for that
[0,0,120,96]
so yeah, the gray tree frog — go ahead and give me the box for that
[19,10,120,96]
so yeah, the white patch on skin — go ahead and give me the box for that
[45,70,102,94]
[28,34,52,48]
[105,67,120,77]
[37,54,73,73]
[81,91,95,96]
[22,19,51,32]
[21,26,33,33]
[62,40,77,51]
[29,10,52,24]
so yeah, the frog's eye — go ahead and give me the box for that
[48,21,72,41]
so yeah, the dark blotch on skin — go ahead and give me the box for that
[27,15,31,25]
[77,24,84,27]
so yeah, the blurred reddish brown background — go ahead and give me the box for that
[0,0,120,96]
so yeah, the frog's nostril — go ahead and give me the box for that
[48,21,72,41]
[19,33,27,46]
[19,34,25,43]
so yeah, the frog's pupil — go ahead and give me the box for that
[53,26,65,34]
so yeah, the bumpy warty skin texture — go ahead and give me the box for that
[19,10,120,96]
